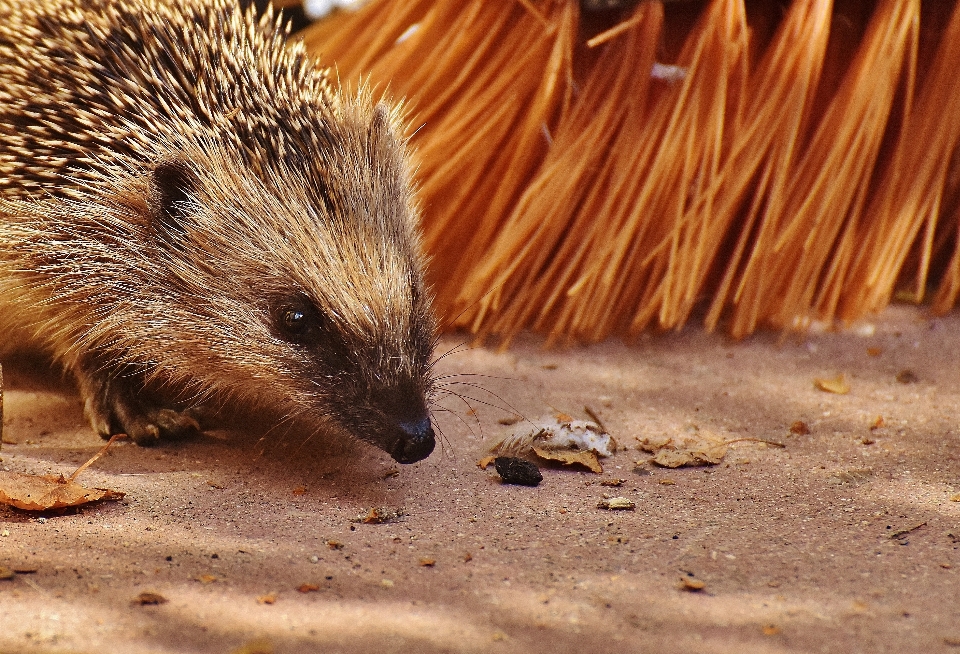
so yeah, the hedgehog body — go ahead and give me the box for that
[0,0,437,463]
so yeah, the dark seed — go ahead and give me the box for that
[494,457,542,487]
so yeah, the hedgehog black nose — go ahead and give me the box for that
[391,417,435,464]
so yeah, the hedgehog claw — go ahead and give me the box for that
[76,365,203,445]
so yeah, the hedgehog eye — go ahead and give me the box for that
[282,309,306,334]
[272,297,323,346]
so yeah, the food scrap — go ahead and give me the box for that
[488,414,616,474]
[494,457,542,487]
[352,507,404,524]
[597,496,635,510]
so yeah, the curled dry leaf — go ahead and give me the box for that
[0,471,124,511]
[637,430,728,468]
[814,375,850,394]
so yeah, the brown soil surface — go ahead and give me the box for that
[2,305,960,654]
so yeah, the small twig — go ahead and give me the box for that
[583,405,608,434]
[890,522,927,540]
[723,437,786,448]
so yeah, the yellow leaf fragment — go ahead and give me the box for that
[679,577,706,591]
[814,375,850,394]
[477,456,497,470]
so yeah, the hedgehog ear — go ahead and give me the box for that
[150,159,198,235]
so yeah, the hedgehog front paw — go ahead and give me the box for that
[75,366,202,445]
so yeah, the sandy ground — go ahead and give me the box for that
[1,304,960,654]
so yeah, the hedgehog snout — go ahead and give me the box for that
[389,416,435,464]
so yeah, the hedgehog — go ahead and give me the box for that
[0,0,438,464]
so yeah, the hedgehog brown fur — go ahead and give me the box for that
[0,0,438,464]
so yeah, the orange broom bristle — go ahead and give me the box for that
[300,0,960,342]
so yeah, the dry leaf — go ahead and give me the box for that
[0,434,127,511]
[762,624,781,636]
[814,375,850,394]
[896,369,919,384]
[133,592,168,605]
[419,557,436,567]
[477,456,497,470]
[197,574,218,584]
[679,577,706,591]
[297,584,320,593]
[0,471,124,511]
[789,421,810,435]
[638,431,728,468]
[532,446,602,473]
[257,593,277,605]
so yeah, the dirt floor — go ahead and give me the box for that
[2,304,960,654]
